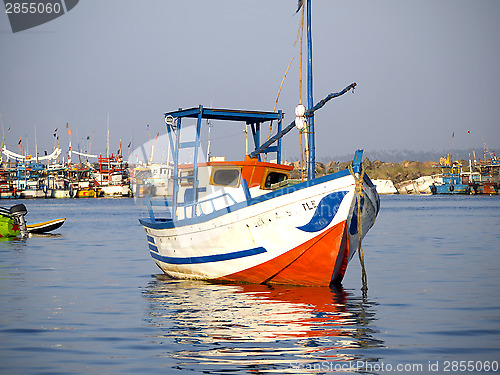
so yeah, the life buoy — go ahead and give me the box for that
[449,184,454,192]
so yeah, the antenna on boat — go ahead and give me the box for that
[34,124,38,163]
[451,131,455,164]
[106,112,110,158]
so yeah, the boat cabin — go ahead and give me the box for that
[178,158,292,190]
[145,106,294,221]
[171,157,293,221]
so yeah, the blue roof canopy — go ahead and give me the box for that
[164,107,283,124]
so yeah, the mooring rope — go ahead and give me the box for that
[348,163,368,293]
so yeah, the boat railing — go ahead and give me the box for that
[146,191,237,221]
[145,196,172,221]
[187,192,237,218]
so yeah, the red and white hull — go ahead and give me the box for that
[140,169,379,286]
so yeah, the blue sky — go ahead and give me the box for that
[1,0,499,162]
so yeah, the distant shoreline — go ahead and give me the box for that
[287,147,497,164]
[287,159,440,184]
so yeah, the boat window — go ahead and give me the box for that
[264,172,288,189]
[211,168,241,187]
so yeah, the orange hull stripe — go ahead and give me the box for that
[217,220,348,287]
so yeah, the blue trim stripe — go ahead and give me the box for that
[297,191,347,232]
[150,246,267,265]
[139,169,352,230]
[148,243,159,253]
[146,235,155,244]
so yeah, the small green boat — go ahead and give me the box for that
[0,204,66,239]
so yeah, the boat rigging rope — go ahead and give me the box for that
[247,83,356,160]
[348,163,368,294]
[264,57,294,162]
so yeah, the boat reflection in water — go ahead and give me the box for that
[143,275,383,373]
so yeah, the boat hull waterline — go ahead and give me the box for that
[140,169,379,287]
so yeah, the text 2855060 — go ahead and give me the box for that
[5,2,62,14]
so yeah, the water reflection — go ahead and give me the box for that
[143,275,383,373]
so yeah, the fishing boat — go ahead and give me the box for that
[68,164,101,198]
[94,154,132,197]
[138,1,379,287]
[75,186,101,198]
[471,158,499,195]
[46,164,72,198]
[0,164,20,199]
[430,157,470,195]
[462,152,499,195]
[16,162,46,198]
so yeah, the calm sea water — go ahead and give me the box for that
[0,195,499,374]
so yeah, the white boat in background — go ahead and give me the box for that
[394,175,441,194]
[138,0,379,287]
[372,179,398,194]
[45,164,71,198]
